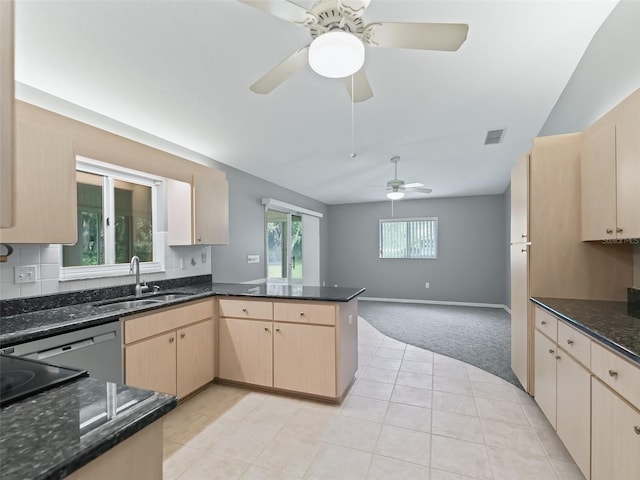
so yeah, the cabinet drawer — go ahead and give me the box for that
[557,321,591,368]
[591,341,640,410]
[218,298,273,320]
[124,300,213,344]
[273,301,336,326]
[534,306,558,342]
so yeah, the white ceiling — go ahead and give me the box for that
[14,0,618,204]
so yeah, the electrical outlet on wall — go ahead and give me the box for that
[425,282,430,288]
[14,266,37,284]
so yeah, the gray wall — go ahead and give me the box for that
[210,164,329,284]
[327,195,506,304]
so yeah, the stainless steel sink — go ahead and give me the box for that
[93,298,163,311]
[147,293,189,302]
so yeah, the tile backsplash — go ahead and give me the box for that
[0,233,211,300]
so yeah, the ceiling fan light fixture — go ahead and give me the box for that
[309,31,365,78]
[387,191,405,200]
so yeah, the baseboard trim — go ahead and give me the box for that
[359,297,509,310]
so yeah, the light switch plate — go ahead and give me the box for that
[14,265,37,284]
[247,254,260,264]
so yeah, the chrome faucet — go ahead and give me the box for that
[129,255,148,297]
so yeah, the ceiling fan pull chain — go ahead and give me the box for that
[350,74,356,158]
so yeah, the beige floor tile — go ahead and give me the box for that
[254,431,321,478]
[177,451,250,480]
[431,410,484,444]
[430,435,493,480]
[163,409,206,442]
[375,347,405,359]
[487,445,557,480]
[390,384,433,408]
[163,441,206,480]
[380,336,407,350]
[208,416,282,463]
[366,454,429,479]
[362,365,399,384]
[359,354,374,369]
[403,349,435,363]
[480,419,545,456]
[551,459,587,480]
[430,469,476,480]
[434,353,468,367]
[280,405,337,441]
[341,394,389,423]
[304,443,372,480]
[521,404,554,430]
[535,428,574,462]
[475,398,529,426]
[510,386,536,406]
[396,371,434,389]
[383,402,432,432]
[352,379,395,401]
[400,359,433,375]
[374,424,431,466]
[169,415,232,451]
[466,367,506,385]
[323,415,382,452]
[240,465,300,480]
[432,391,478,417]
[433,363,470,380]
[432,376,474,396]
[358,345,379,357]
[471,381,519,403]
[369,356,402,371]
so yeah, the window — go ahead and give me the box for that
[60,158,163,279]
[379,217,438,259]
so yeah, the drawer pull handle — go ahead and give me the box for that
[606,228,613,234]
[242,308,247,312]
[617,227,623,233]
[634,426,640,435]
[608,369,618,377]
[264,327,269,332]
[541,321,547,326]
[169,337,175,343]
[555,355,561,360]
[276,328,281,332]
[548,349,555,354]
[299,312,305,316]
[180,332,186,338]
[566,339,574,345]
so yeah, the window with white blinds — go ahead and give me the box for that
[379,217,438,259]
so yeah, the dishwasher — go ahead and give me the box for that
[1,321,123,384]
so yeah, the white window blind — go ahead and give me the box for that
[379,217,438,259]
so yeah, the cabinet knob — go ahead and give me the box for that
[548,349,555,354]
[555,355,561,360]
[567,339,574,345]
[264,327,269,331]
[616,227,623,233]
[521,234,527,239]
[608,369,618,377]
[197,237,202,242]
[521,248,527,253]
[541,321,547,326]
[606,228,613,234]
[299,312,305,317]
[242,308,247,312]
[169,337,175,343]
[276,328,280,332]
[180,332,186,338]
[634,426,640,435]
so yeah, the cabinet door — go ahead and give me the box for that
[0,121,77,243]
[125,331,177,395]
[273,322,336,397]
[581,118,616,241]
[556,349,590,479]
[177,319,215,398]
[615,91,640,239]
[218,318,273,387]
[510,244,529,391]
[193,171,229,245]
[166,179,192,246]
[592,378,640,480]
[534,330,557,428]
[0,0,14,228]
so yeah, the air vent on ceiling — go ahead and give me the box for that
[484,129,505,145]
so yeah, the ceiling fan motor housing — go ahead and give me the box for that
[309,0,366,39]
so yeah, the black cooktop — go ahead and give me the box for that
[0,354,88,408]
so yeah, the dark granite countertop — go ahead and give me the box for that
[209,282,365,302]
[0,377,176,480]
[531,297,640,365]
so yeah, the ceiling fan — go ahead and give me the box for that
[384,156,432,200]
[239,0,468,102]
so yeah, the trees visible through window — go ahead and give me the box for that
[379,217,438,259]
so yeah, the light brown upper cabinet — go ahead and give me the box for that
[0,121,77,244]
[581,89,640,241]
[167,170,229,246]
[0,0,14,228]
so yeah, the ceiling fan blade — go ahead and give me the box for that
[403,186,433,194]
[339,0,372,14]
[250,46,309,94]
[404,182,424,188]
[344,68,373,103]
[364,22,469,51]
[238,0,317,26]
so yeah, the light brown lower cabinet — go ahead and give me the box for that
[591,378,640,480]
[534,330,557,427]
[124,300,215,399]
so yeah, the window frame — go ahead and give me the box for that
[59,157,165,281]
[379,217,438,259]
